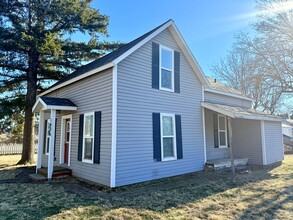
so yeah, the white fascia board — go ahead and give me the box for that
[39,62,114,97]
[169,24,210,87]
[46,105,77,111]
[204,88,254,102]
[201,102,235,118]
[32,97,48,112]
[112,21,174,65]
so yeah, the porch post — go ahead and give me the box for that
[48,109,56,180]
[36,110,44,171]
[228,117,235,175]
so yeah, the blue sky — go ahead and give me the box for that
[92,0,257,77]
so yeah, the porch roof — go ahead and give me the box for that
[32,96,77,112]
[201,102,282,122]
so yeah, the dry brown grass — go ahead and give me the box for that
[0,155,292,219]
[0,154,37,166]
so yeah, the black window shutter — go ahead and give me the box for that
[78,114,84,161]
[43,120,47,154]
[152,113,161,161]
[174,51,180,93]
[152,42,160,89]
[94,111,101,164]
[175,115,183,159]
[213,113,219,148]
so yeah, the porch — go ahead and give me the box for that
[202,102,282,170]
[32,96,77,180]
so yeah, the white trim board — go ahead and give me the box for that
[260,120,267,165]
[110,64,118,187]
[59,114,72,167]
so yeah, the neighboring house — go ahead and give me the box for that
[32,20,284,188]
[282,121,293,149]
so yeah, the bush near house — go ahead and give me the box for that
[0,155,292,219]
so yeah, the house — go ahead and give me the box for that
[282,121,293,151]
[32,19,284,187]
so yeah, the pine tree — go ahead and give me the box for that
[0,0,120,164]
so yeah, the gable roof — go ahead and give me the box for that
[40,19,209,96]
[205,78,254,101]
[32,96,77,112]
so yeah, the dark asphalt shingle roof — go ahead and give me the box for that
[40,96,76,107]
[49,19,172,90]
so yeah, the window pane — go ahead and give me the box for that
[161,49,172,69]
[66,132,70,142]
[163,137,174,158]
[161,69,172,89]
[47,120,51,136]
[84,138,93,160]
[219,116,226,130]
[163,116,173,136]
[46,138,50,153]
[219,132,226,146]
[85,115,93,136]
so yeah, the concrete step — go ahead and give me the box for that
[28,173,47,182]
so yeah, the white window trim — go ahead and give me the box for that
[159,45,174,92]
[82,112,95,164]
[45,119,51,156]
[218,114,228,148]
[59,114,72,166]
[160,113,177,161]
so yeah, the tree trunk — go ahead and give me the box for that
[18,54,38,165]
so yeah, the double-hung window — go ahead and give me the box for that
[218,115,228,148]
[82,113,94,163]
[160,46,174,91]
[45,119,51,155]
[161,113,177,161]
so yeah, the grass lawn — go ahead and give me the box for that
[0,155,292,219]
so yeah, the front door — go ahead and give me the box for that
[64,118,71,164]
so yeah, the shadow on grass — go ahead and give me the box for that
[0,162,291,219]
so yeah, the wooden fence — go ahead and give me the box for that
[0,143,38,155]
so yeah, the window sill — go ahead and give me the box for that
[219,146,228,149]
[82,159,94,164]
[162,157,177,162]
[159,87,174,93]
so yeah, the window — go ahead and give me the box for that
[160,46,174,91]
[161,113,177,161]
[82,113,94,163]
[45,119,51,155]
[218,115,228,148]
[65,119,70,143]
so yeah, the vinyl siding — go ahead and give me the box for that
[232,119,263,164]
[205,91,252,108]
[116,28,204,187]
[264,121,284,164]
[205,109,230,160]
[42,69,113,186]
